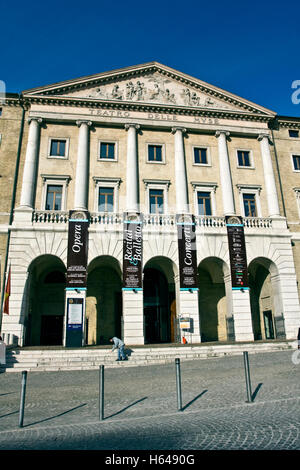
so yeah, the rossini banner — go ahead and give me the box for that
[177,214,198,290]
[66,210,89,288]
[225,215,249,289]
[123,213,143,290]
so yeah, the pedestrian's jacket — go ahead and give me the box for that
[111,337,124,351]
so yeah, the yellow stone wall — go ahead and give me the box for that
[0,101,23,301]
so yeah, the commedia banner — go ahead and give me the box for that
[225,215,249,289]
[123,213,143,290]
[177,214,198,290]
[66,210,89,288]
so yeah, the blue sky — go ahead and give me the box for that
[2,0,300,116]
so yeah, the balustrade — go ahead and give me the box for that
[32,210,273,231]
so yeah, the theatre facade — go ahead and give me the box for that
[1,62,300,347]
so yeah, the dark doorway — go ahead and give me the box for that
[40,315,63,345]
[143,267,170,343]
[26,255,66,346]
[263,310,275,339]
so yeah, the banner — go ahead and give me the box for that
[66,210,89,288]
[123,213,143,290]
[177,214,198,290]
[226,215,249,289]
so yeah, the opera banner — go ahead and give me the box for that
[177,214,198,290]
[123,213,143,290]
[226,215,249,289]
[66,210,89,288]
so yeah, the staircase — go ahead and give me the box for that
[0,340,296,372]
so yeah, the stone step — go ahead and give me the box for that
[0,340,296,372]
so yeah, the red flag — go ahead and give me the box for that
[3,265,11,315]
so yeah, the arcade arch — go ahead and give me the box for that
[143,256,177,344]
[86,256,122,345]
[25,255,66,346]
[248,257,285,340]
[198,257,229,342]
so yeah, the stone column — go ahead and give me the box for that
[231,289,254,342]
[122,290,144,345]
[19,117,42,209]
[172,127,189,214]
[125,123,140,213]
[258,134,280,217]
[74,120,92,211]
[215,131,235,216]
[123,124,144,343]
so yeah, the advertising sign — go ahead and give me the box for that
[66,210,89,288]
[177,214,198,290]
[66,298,84,347]
[226,215,249,289]
[123,213,143,290]
[179,317,191,330]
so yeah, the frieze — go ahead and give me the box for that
[87,107,219,125]
[83,74,230,110]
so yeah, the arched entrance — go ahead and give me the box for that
[143,257,176,344]
[25,255,66,346]
[198,257,228,342]
[86,256,122,345]
[248,257,285,340]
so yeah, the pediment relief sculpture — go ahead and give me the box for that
[83,75,230,110]
[23,63,275,116]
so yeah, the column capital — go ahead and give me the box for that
[257,133,272,143]
[215,130,230,138]
[171,126,186,134]
[125,123,140,131]
[28,117,42,125]
[76,120,92,128]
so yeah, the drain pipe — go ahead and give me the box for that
[0,98,25,334]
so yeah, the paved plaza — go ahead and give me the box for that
[0,350,299,453]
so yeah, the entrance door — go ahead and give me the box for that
[144,306,161,343]
[143,267,171,344]
[40,315,63,345]
[263,310,275,339]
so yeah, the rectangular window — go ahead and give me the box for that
[289,130,299,138]
[98,187,114,212]
[0,108,2,117]
[100,142,115,160]
[194,147,207,165]
[197,191,212,216]
[237,150,251,167]
[293,155,300,171]
[149,189,164,214]
[50,139,66,157]
[45,185,63,211]
[243,193,257,217]
[148,144,163,162]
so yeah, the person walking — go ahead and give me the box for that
[109,337,127,361]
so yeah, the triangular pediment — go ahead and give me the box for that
[22,62,276,116]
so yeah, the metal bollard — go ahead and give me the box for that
[19,370,27,427]
[175,358,183,411]
[243,351,253,403]
[99,365,104,420]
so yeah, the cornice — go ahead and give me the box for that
[21,94,274,123]
[276,117,300,129]
[21,62,276,117]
